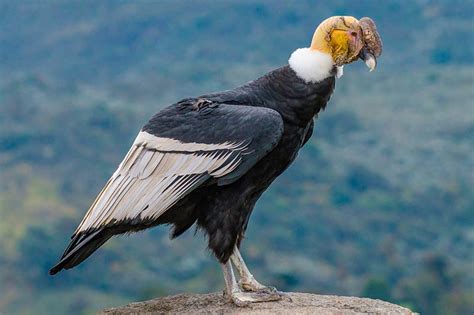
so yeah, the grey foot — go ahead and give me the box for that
[239,281,278,294]
[228,290,283,307]
[238,277,276,292]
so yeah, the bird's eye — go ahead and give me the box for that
[351,31,358,37]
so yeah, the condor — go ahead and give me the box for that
[50,16,382,305]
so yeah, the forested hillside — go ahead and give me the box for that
[0,1,473,314]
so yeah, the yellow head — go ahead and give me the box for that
[310,16,364,67]
[289,16,381,82]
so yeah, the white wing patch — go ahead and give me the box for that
[75,131,248,234]
[133,130,246,152]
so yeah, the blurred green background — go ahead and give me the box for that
[1,1,473,314]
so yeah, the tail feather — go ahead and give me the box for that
[49,229,112,275]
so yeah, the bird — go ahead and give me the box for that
[50,16,382,305]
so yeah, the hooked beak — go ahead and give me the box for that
[359,47,377,72]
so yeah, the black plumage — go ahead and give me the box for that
[50,65,336,275]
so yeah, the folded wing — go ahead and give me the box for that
[75,131,249,234]
[50,100,283,274]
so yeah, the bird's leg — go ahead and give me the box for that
[231,247,281,299]
[231,247,267,291]
[221,260,282,306]
[221,260,239,297]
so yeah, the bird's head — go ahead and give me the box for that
[310,16,382,71]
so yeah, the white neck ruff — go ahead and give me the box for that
[288,47,337,83]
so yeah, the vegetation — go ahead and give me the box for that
[0,1,473,314]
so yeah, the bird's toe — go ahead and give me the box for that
[229,290,282,307]
[238,278,268,292]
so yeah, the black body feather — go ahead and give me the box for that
[50,65,336,274]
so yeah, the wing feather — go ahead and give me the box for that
[51,99,285,275]
[74,131,250,235]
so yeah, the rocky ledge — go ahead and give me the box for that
[103,292,415,314]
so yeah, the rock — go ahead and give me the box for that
[102,292,415,315]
